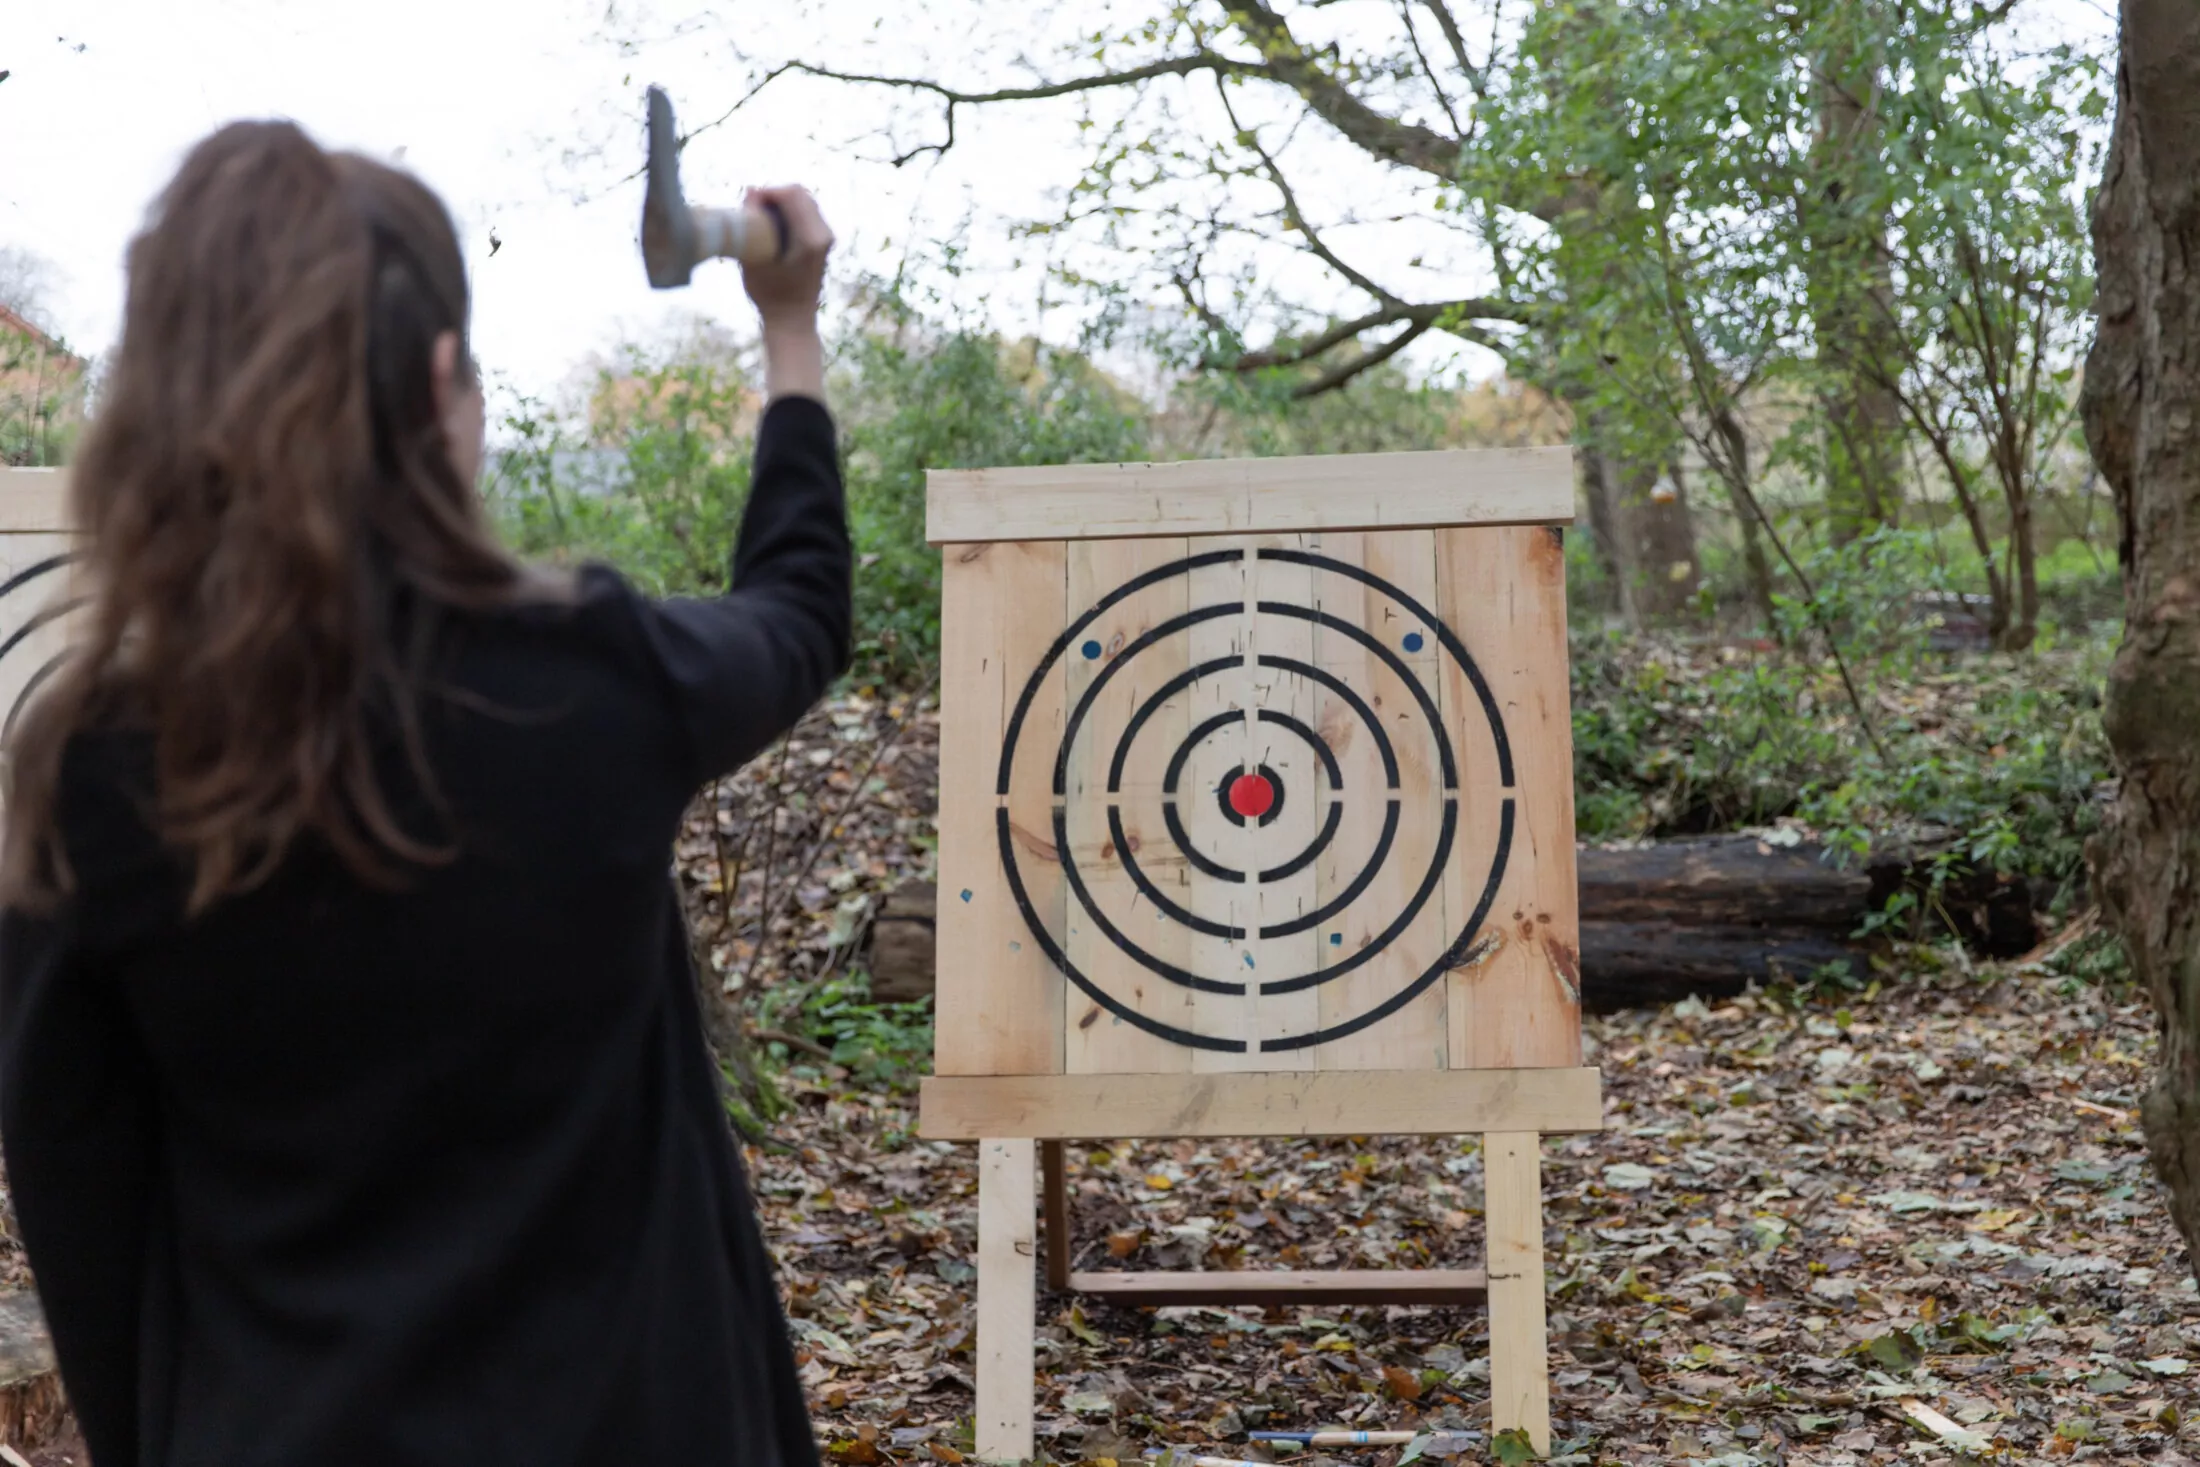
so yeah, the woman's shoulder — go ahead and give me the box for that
[488,561,672,663]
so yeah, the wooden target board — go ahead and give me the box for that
[919,448,1605,1463]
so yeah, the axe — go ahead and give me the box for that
[640,85,788,289]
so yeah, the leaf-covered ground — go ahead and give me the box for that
[759,965,2198,1467]
[8,692,2194,1467]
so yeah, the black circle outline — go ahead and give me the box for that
[1258,547,1515,787]
[1109,658,1240,795]
[994,548,1517,1053]
[1113,684,1348,893]
[1163,709,1244,796]
[1105,672,1407,957]
[1216,762,1283,828]
[1253,708,1343,789]
[0,552,87,744]
[998,547,1244,796]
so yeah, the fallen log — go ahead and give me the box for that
[1576,835,1870,931]
[862,832,2039,1013]
[1577,922,1857,1010]
[867,879,937,1004]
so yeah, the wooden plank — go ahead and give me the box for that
[1483,1132,1551,1455]
[1235,535,1320,1068]
[1068,1268,1487,1307]
[934,541,1068,1076]
[1040,1140,1071,1292]
[975,1138,1037,1464]
[0,470,71,533]
[919,1067,1603,1140]
[927,447,1575,544]
[1185,541,1255,1068]
[1438,526,1582,1070]
[1063,538,1198,1074]
[1308,529,1450,1071]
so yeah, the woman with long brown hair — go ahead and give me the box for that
[0,119,847,1465]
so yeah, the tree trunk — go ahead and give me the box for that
[1631,455,1701,619]
[1578,444,1625,616]
[2080,0,2200,1269]
[1809,25,1906,543]
[1580,417,1701,625]
[2005,479,2040,652]
[1711,406,1779,627]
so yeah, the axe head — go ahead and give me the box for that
[642,85,697,289]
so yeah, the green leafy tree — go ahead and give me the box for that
[1466,0,2102,647]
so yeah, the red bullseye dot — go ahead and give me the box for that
[1228,771,1276,819]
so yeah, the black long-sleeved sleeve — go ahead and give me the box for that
[629,394,853,783]
[0,905,153,1467]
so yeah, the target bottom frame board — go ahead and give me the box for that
[922,446,1603,1463]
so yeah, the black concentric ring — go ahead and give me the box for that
[995,547,1515,1053]
[0,552,86,743]
[1215,762,1283,828]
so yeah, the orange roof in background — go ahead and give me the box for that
[0,304,82,368]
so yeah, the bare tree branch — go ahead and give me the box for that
[1218,0,1465,178]
[1212,78,1398,302]
[1399,0,1466,135]
[1290,317,1436,395]
[1420,0,1489,93]
[730,54,1266,165]
[1236,306,1424,369]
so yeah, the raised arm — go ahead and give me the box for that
[633,187,854,783]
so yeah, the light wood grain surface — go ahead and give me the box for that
[927,447,1573,544]
[935,541,1069,1076]
[920,1067,1603,1139]
[974,1138,1037,1464]
[1484,1132,1553,1454]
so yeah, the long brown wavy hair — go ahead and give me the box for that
[2,120,535,914]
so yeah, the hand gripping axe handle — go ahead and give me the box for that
[641,84,788,289]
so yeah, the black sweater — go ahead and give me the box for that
[0,396,850,1467]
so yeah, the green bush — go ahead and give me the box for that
[1571,529,2112,904]
[489,350,754,596]
[834,304,1149,681]
[484,296,1149,685]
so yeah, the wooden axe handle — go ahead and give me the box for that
[692,202,788,266]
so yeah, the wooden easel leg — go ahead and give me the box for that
[1483,1131,1551,1456]
[976,1138,1036,1464]
[1040,1140,1071,1292]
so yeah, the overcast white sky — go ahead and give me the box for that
[1,0,1180,411]
[2,0,2114,420]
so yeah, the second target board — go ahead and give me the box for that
[997,541,1516,1056]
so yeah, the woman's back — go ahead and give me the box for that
[0,118,847,1467]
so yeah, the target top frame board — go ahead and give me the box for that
[921,446,1599,1141]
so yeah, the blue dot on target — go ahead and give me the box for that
[1081,639,1103,660]
[1330,932,1344,946]
[1402,631,1425,653]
